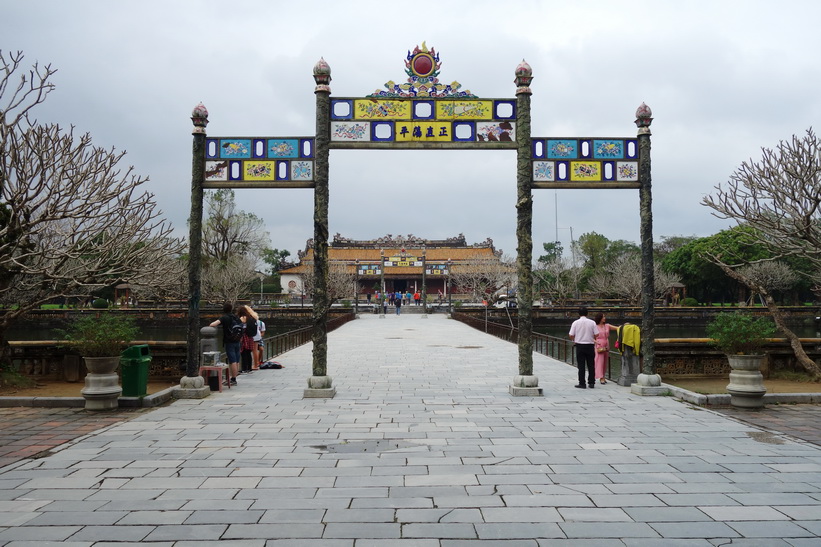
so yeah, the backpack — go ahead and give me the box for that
[226,315,244,343]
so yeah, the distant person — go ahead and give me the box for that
[382,296,388,315]
[405,290,412,305]
[593,312,619,385]
[209,302,240,386]
[389,292,395,306]
[569,306,597,389]
[395,294,402,315]
[413,291,421,306]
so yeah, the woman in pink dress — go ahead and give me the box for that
[593,312,619,384]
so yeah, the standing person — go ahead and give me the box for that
[254,316,266,370]
[237,305,258,374]
[569,306,598,389]
[382,295,388,315]
[593,312,619,385]
[209,302,241,386]
[413,290,421,306]
[394,294,402,315]
[389,292,395,306]
[405,290,412,305]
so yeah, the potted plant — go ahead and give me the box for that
[706,312,777,408]
[62,313,139,410]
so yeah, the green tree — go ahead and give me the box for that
[661,226,769,304]
[261,248,291,275]
[537,241,563,264]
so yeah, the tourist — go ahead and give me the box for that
[593,312,619,384]
[389,292,395,306]
[237,305,258,374]
[413,290,421,306]
[568,306,597,389]
[209,302,240,386]
[395,294,402,315]
[405,290,412,305]
[254,316,266,370]
[382,295,388,314]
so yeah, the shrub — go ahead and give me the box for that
[681,297,698,307]
[60,313,139,357]
[91,298,109,309]
[706,312,777,355]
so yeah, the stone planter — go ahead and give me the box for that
[726,354,767,409]
[81,356,122,410]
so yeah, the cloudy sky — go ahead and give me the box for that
[4,0,820,261]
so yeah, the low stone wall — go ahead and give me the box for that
[8,340,188,383]
[652,339,821,379]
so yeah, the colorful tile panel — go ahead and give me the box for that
[204,137,315,184]
[531,137,639,185]
[329,98,517,144]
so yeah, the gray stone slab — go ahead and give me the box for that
[475,523,563,539]
[322,523,401,539]
[726,520,817,538]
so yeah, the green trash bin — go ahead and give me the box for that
[121,344,151,397]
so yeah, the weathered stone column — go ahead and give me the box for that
[305,58,335,398]
[631,103,664,396]
[179,103,209,396]
[510,60,542,396]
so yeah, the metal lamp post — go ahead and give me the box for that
[447,258,453,316]
[379,249,385,318]
[354,259,359,315]
[421,245,427,315]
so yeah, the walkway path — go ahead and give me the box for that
[1,314,820,544]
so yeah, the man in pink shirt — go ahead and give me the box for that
[569,306,598,389]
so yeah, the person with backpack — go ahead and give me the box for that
[237,305,258,374]
[209,302,242,386]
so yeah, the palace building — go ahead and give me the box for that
[279,233,503,299]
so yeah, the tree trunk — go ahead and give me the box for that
[716,260,821,380]
[761,292,821,380]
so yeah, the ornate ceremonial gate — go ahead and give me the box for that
[185,43,656,398]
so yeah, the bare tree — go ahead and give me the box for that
[737,261,797,306]
[450,252,515,303]
[202,254,259,304]
[202,189,270,263]
[588,254,680,305]
[0,51,184,355]
[200,189,271,303]
[533,256,582,306]
[702,128,821,378]
[302,261,356,304]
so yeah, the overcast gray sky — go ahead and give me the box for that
[5,0,820,260]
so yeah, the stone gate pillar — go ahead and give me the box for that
[510,60,542,396]
[632,103,664,396]
[179,104,209,395]
[306,58,335,398]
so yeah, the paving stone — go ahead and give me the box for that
[2,315,821,544]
